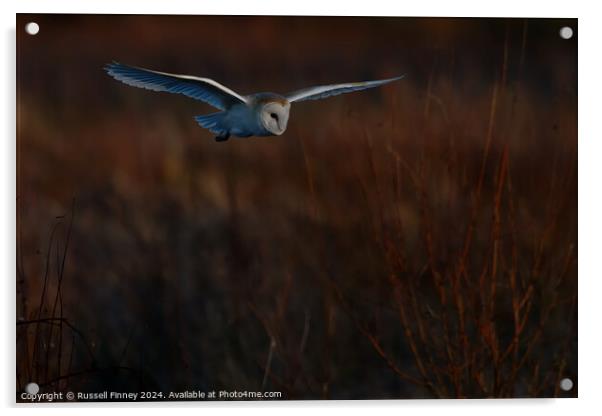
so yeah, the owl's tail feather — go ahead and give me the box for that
[194,112,229,137]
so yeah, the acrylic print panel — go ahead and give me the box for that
[16,14,577,401]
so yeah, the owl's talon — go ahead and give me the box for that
[215,134,230,142]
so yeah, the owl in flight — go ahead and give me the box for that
[105,62,403,141]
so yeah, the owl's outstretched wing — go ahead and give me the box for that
[105,62,247,111]
[286,75,404,103]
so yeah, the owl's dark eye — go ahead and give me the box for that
[270,113,279,120]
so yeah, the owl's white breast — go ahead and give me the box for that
[223,103,268,137]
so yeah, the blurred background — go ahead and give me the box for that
[16,14,577,399]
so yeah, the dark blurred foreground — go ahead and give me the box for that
[17,15,577,399]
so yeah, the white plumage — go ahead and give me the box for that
[105,62,403,141]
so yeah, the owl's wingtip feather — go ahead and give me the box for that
[103,61,121,74]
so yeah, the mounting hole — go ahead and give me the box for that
[559,378,574,391]
[25,22,39,35]
[24,382,39,395]
[559,26,573,40]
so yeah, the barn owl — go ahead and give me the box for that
[105,62,403,141]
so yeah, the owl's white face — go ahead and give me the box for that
[260,101,291,136]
